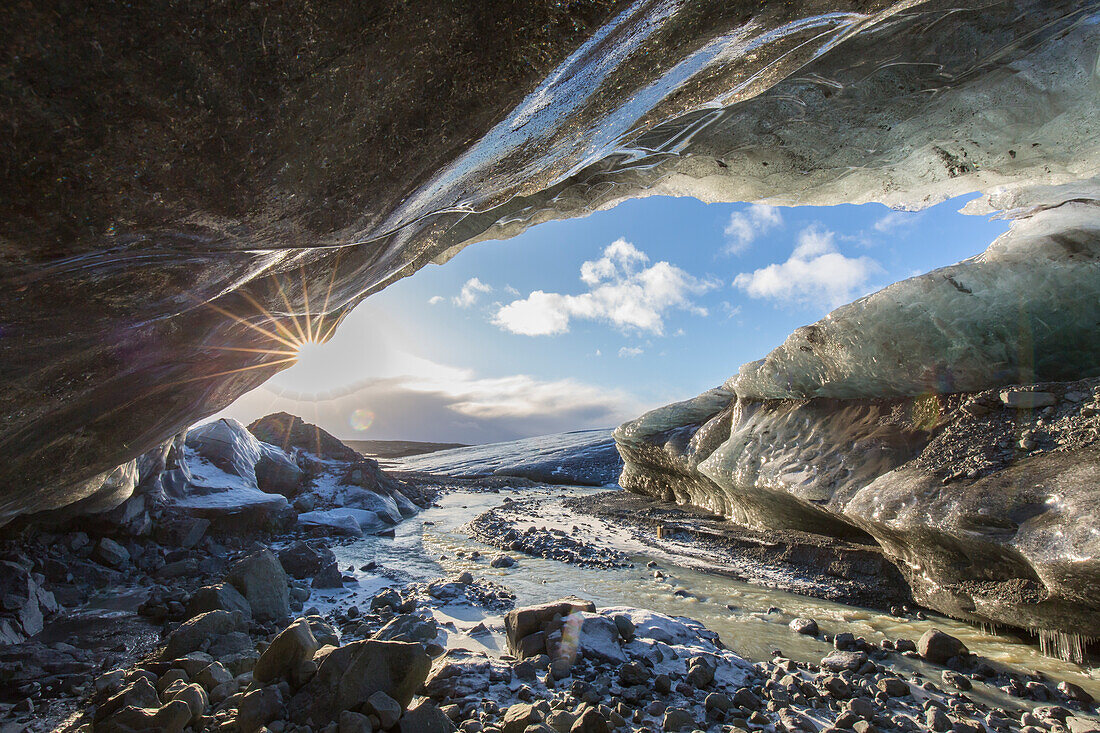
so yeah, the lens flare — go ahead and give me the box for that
[350,408,375,432]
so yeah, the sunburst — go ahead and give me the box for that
[167,253,348,390]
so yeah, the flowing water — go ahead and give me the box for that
[318,485,1100,704]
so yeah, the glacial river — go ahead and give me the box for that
[318,485,1100,703]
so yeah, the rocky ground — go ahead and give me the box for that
[1,421,1098,732]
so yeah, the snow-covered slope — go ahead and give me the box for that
[392,429,622,487]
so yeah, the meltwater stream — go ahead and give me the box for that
[314,485,1100,704]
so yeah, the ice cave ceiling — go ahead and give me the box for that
[0,0,1098,522]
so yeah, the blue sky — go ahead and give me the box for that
[221,194,1010,442]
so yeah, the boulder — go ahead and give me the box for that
[0,560,56,642]
[94,676,161,722]
[93,537,131,568]
[290,640,431,722]
[227,548,290,622]
[253,618,320,684]
[97,700,192,733]
[185,582,252,619]
[311,561,345,589]
[161,610,248,660]
[238,684,285,733]
[255,450,304,497]
[278,541,337,579]
[789,618,819,636]
[577,614,627,665]
[820,650,868,673]
[366,690,402,729]
[502,703,545,733]
[399,700,458,732]
[918,629,968,664]
[340,711,374,733]
[248,413,361,461]
[504,598,596,653]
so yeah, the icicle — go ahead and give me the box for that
[1036,629,1096,664]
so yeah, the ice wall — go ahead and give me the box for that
[1,0,1098,523]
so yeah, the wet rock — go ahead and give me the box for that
[227,548,290,622]
[312,561,345,589]
[491,554,516,568]
[942,669,973,691]
[790,618,819,636]
[253,617,320,684]
[186,581,253,619]
[1059,681,1095,705]
[290,640,430,722]
[878,677,910,697]
[918,629,968,665]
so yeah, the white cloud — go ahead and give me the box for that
[874,210,920,233]
[733,225,880,307]
[618,346,643,358]
[453,277,492,308]
[493,239,719,336]
[724,204,783,255]
[217,354,645,444]
[428,295,445,305]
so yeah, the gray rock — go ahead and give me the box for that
[339,710,374,733]
[821,650,868,672]
[279,541,337,578]
[256,449,304,497]
[290,640,431,722]
[662,708,696,731]
[491,554,516,568]
[312,561,345,588]
[366,690,402,729]
[942,669,973,691]
[399,700,457,732]
[790,618,819,636]
[918,629,968,664]
[238,684,285,733]
[161,610,248,660]
[504,598,596,653]
[93,537,131,568]
[227,548,290,622]
[186,581,253,619]
[1000,390,1056,409]
[253,617,320,684]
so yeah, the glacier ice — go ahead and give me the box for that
[2,0,1098,518]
